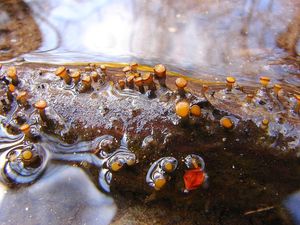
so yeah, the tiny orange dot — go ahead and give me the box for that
[22,150,33,160]
[130,62,138,70]
[175,101,190,118]
[7,66,17,78]
[55,66,66,76]
[220,117,233,129]
[20,123,30,132]
[122,66,131,73]
[226,77,236,84]
[262,119,269,125]
[34,100,47,110]
[82,76,91,84]
[127,75,135,83]
[190,105,201,117]
[16,91,27,100]
[175,77,187,88]
[260,76,270,86]
[134,77,143,86]
[142,73,153,85]
[154,64,166,78]
[8,84,15,92]
[100,65,106,71]
[70,71,80,78]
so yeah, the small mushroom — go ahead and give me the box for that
[130,62,138,72]
[55,66,71,85]
[7,84,15,101]
[273,84,282,96]
[126,75,135,89]
[82,75,92,91]
[110,159,124,172]
[19,123,33,139]
[142,72,156,97]
[122,66,131,75]
[134,77,145,93]
[16,91,28,106]
[118,79,126,90]
[226,76,236,91]
[91,71,99,82]
[34,100,48,122]
[7,66,19,86]
[261,118,269,130]
[99,65,107,78]
[175,77,187,96]
[70,71,81,84]
[154,64,167,87]
[175,101,190,118]
[260,76,270,88]
[146,157,178,191]
[190,104,201,117]
[246,94,254,104]
[220,116,234,129]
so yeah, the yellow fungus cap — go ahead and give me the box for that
[262,119,269,126]
[55,66,67,77]
[226,76,236,84]
[20,124,30,132]
[220,117,233,129]
[260,76,270,87]
[8,84,15,92]
[273,84,282,92]
[21,150,33,161]
[127,75,135,83]
[175,101,190,118]
[118,79,125,87]
[134,77,143,87]
[190,105,201,117]
[142,73,153,85]
[122,66,131,73]
[34,100,47,110]
[154,178,166,190]
[7,66,17,78]
[126,158,135,166]
[111,161,123,172]
[16,91,28,101]
[175,77,187,88]
[91,71,98,78]
[70,71,81,78]
[294,94,300,102]
[164,162,173,172]
[100,65,106,71]
[130,62,138,70]
[82,76,91,84]
[154,64,166,78]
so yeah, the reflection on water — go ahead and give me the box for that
[23,0,300,86]
[0,165,116,225]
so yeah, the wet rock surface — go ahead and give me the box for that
[0,0,41,61]
[0,62,299,224]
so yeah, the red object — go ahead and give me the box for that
[183,168,205,191]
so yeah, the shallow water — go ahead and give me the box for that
[20,0,300,87]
